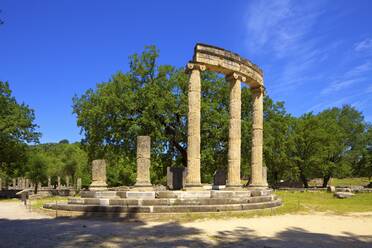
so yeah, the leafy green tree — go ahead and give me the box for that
[0,81,40,178]
[30,142,89,186]
[26,153,48,194]
[72,45,300,186]
[263,99,296,186]
[288,113,330,187]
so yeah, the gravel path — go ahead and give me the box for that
[0,201,372,248]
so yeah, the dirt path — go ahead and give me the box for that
[0,201,372,248]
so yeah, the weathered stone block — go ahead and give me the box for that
[167,167,186,190]
[213,170,226,186]
[334,192,354,199]
[90,159,108,191]
[126,191,155,199]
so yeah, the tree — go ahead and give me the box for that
[263,98,296,186]
[288,113,329,187]
[0,81,40,178]
[73,46,291,186]
[30,142,89,187]
[26,153,48,194]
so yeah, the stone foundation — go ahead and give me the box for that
[44,188,281,214]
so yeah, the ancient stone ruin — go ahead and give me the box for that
[44,44,281,214]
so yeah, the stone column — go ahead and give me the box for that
[185,63,205,190]
[76,178,82,192]
[65,176,70,188]
[226,73,245,189]
[90,159,108,191]
[134,136,152,189]
[47,177,51,189]
[12,178,16,189]
[249,86,266,188]
[57,176,61,190]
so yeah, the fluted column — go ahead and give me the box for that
[249,86,266,188]
[226,73,245,189]
[185,63,205,190]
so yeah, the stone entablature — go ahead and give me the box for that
[193,43,263,87]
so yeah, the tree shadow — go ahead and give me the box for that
[0,215,371,247]
[213,226,372,248]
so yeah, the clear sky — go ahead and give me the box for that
[1,0,372,143]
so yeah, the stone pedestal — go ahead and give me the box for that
[90,159,108,191]
[213,170,226,186]
[133,136,152,190]
[167,167,187,190]
[226,73,245,189]
[249,86,266,188]
[185,63,205,190]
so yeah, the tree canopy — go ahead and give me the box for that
[0,81,40,178]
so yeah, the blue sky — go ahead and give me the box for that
[1,0,372,143]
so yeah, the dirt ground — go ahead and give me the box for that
[0,201,372,248]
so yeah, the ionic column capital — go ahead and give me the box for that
[185,62,206,73]
[226,72,246,83]
[251,85,265,95]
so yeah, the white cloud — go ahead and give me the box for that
[354,38,372,52]
[321,61,371,95]
[246,0,323,58]
[321,78,363,95]
[245,0,334,94]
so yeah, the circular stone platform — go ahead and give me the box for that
[44,189,281,214]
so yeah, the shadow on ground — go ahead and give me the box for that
[0,211,371,248]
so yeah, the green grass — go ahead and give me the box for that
[330,177,371,187]
[24,191,372,222]
[29,196,68,209]
[277,191,372,214]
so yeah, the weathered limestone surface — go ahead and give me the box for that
[76,178,82,192]
[65,176,70,188]
[226,73,244,189]
[193,43,263,87]
[185,63,205,190]
[185,44,267,191]
[90,159,108,191]
[249,86,266,188]
[134,136,152,189]
[262,166,268,187]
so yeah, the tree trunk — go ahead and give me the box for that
[300,173,308,188]
[34,184,38,194]
[322,174,331,188]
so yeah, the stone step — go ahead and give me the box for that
[45,199,282,213]
[68,195,276,206]
[80,191,119,199]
